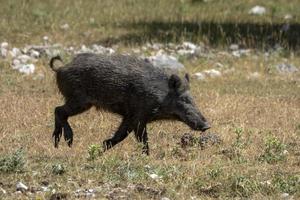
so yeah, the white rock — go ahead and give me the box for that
[1,48,7,58]
[182,42,197,50]
[9,48,22,58]
[177,49,195,56]
[18,55,32,64]
[12,59,21,69]
[283,150,289,155]
[29,50,40,58]
[194,72,206,80]
[284,14,293,20]
[232,49,251,57]
[43,36,49,42]
[60,23,70,30]
[215,62,224,68]
[229,44,239,51]
[1,42,8,49]
[276,63,299,73]
[161,197,170,200]
[203,69,221,77]
[149,173,162,180]
[0,187,6,194]
[147,54,184,71]
[16,182,28,191]
[281,193,290,199]
[41,186,50,192]
[18,64,35,75]
[249,6,266,15]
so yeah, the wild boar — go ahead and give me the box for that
[49,53,210,155]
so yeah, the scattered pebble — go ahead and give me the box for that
[229,44,239,51]
[16,182,28,192]
[281,193,290,199]
[194,72,206,80]
[149,173,162,180]
[203,69,222,77]
[249,5,266,15]
[284,14,293,20]
[147,53,185,71]
[60,23,70,30]
[276,63,299,74]
[0,187,6,194]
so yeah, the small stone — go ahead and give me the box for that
[18,55,32,64]
[229,44,239,51]
[194,72,206,80]
[182,41,197,50]
[149,173,161,180]
[29,50,40,58]
[215,62,224,68]
[203,69,221,77]
[276,63,298,74]
[41,186,50,192]
[147,54,185,71]
[0,187,6,194]
[281,193,289,199]
[1,42,8,49]
[16,182,28,192]
[249,5,266,15]
[18,64,35,75]
[161,197,170,200]
[284,14,293,20]
[60,23,70,30]
[9,48,21,58]
[43,36,49,42]
[0,48,7,58]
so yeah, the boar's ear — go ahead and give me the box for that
[168,74,182,90]
[185,73,190,83]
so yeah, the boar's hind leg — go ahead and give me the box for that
[134,122,149,155]
[53,98,91,148]
[103,118,132,151]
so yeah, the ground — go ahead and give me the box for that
[0,0,300,199]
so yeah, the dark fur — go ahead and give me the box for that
[50,53,210,154]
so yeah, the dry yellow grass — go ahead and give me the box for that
[1,0,300,199]
[0,53,299,199]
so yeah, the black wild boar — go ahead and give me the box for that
[49,53,210,155]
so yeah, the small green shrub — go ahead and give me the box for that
[207,166,222,180]
[52,163,66,175]
[272,173,300,194]
[87,144,102,161]
[259,135,286,164]
[0,148,26,173]
[230,175,260,197]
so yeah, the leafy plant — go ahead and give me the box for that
[0,148,26,173]
[87,144,102,161]
[259,135,286,164]
[52,163,66,175]
[272,173,300,194]
[230,175,260,197]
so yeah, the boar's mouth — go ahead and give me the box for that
[177,111,211,132]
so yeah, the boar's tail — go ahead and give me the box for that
[49,55,63,72]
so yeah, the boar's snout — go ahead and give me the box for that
[197,121,211,132]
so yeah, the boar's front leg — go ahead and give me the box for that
[134,122,149,155]
[103,118,133,151]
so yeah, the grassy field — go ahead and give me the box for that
[0,0,300,199]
